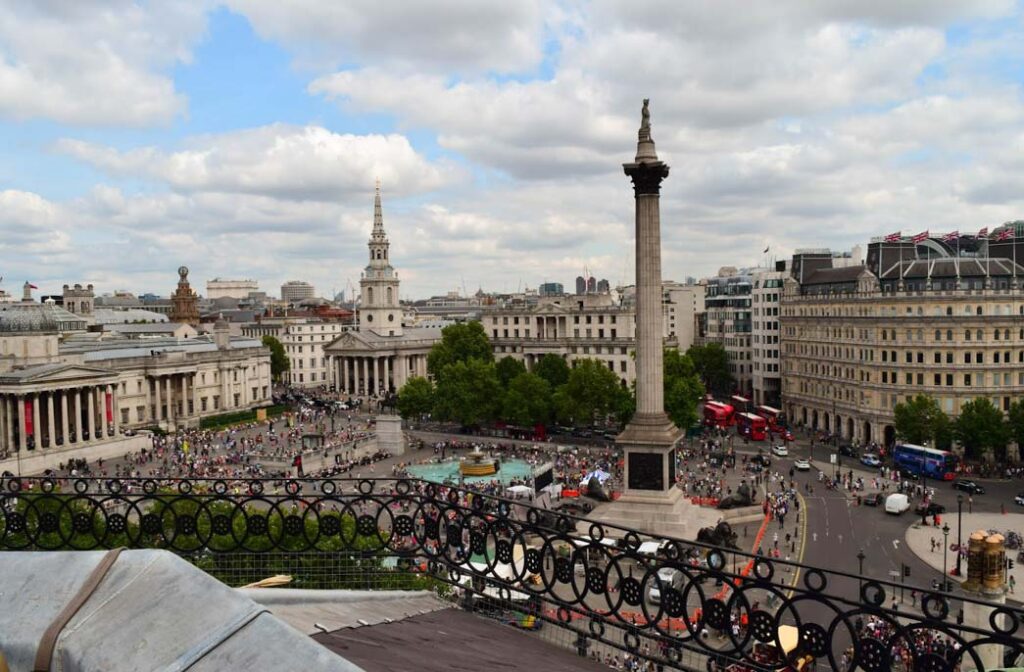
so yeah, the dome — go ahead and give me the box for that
[0,302,87,333]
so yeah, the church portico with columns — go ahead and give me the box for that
[325,329,439,395]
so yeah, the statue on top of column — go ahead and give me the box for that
[639,98,651,142]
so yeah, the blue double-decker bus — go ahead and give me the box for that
[892,443,958,481]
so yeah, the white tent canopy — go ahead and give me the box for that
[580,469,611,487]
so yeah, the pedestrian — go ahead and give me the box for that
[1011,576,1017,594]
[930,537,936,553]
[910,589,917,607]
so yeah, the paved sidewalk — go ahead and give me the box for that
[905,511,1024,598]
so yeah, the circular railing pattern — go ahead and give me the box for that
[1,475,1021,672]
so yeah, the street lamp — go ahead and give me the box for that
[942,523,950,592]
[857,549,866,591]
[955,494,964,577]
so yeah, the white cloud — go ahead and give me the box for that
[57,125,459,200]
[227,0,547,73]
[0,1,208,125]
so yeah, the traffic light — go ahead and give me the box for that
[1009,559,1015,571]
[903,564,911,578]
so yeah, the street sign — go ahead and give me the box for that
[888,570,900,578]
[830,453,837,464]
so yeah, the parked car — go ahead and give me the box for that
[885,493,911,515]
[915,502,946,517]
[953,479,985,495]
[750,453,771,468]
[860,454,881,468]
[1015,492,1024,506]
[838,445,858,458]
[771,444,789,457]
[793,459,811,471]
[862,492,884,507]
[648,568,684,605]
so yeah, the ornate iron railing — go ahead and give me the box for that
[2,475,1021,672]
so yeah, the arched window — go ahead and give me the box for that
[965,330,972,341]
[976,329,983,341]
[387,287,393,305]
[367,288,374,304]
[946,306,953,316]
[934,329,941,341]
[947,330,953,341]
[977,306,983,315]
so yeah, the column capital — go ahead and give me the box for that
[623,160,669,195]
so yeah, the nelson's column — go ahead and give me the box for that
[593,100,714,538]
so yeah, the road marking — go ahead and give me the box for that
[787,491,809,599]
[893,539,900,550]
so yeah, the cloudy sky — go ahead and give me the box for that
[3,1,1024,300]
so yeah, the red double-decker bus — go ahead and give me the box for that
[731,395,751,414]
[703,401,735,428]
[754,405,787,431]
[737,412,768,441]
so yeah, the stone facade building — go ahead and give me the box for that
[0,291,271,472]
[484,291,680,388]
[781,236,1024,447]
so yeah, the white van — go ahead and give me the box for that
[885,493,910,515]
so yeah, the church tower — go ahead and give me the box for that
[358,181,402,336]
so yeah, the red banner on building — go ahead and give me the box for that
[24,399,33,436]
[106,392,113,423]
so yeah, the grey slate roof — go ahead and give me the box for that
[0,550,363,672]
[239,588,448,635]
[313,608,608,672]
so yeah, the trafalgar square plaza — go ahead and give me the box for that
[6,5,1024,672]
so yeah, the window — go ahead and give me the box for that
[946,352,953,364]
[905,373,912,385]
[964,374,972,387]
[946,374,953,386]
[934,373,941,386]
[934,352,941,364]
[964,353,972,364]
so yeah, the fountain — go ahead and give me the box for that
[459,447,499,477]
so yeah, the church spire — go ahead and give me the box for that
[371,177,386,240]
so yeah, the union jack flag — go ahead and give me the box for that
[911,231,929,244]
[998,228,1014,241]
[978,227,988,238]
[884,231,901,242]
[942,231,960,242]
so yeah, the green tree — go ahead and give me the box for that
[397,376,435,419]
[955,398,1010,460]
[533,353,570,389]
[427,322,493,378]
[502,372,552,426]
[553,359,623,426]
[262,335,290,382]
[495,356,527,388]
[1008,399,1024,458]
[893,394,945,446]
[686,343,733,395]
[663,349,705,430]
[432,359,502,426]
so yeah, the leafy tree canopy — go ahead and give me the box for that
[955,397,1009,460]
[427,322,493,379]
[553,358,623,426]
[261,335,290,382]
[396,376,434,419]
[502,372,552,427]
[533,353,570,389]
[432,359,501,427]
[663,349,705,430]
[495,356,527,389]
[686,343,733,395]
[893,394,946,446]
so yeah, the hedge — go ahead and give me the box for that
[199,404,288,430]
